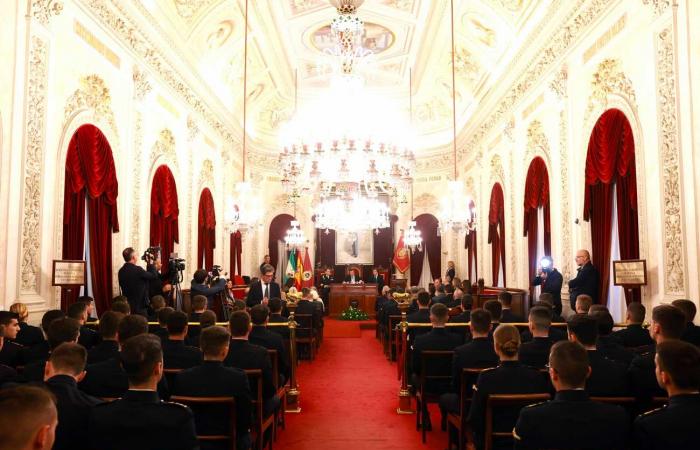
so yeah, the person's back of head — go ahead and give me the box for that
[428,284,436,297]
[47,342,87,379]
[437,285,446,294]
[651,304,686,341]
[268,297,283,314]
[460,294,473,311]
[588,304,608,315]
[111,300,130,315]
[470,309,492,336]
[0,385,57,450]
[166,311,189,337]
[150,295,166,312]
[193,269,207,284]
[200,310,217,329]
[567,314,598,348]
[67,302,88,322]
[233,300,247,311]
[9,303,29,323]
[417,291,431,307]
[98,311,124,340]
[250,305,270,326]
[671,299,697,324]
[191,295,207,312]
[430,303,449,326]
[533,300,554,318]
[199,326,231,361]
[655,340,700,393]
[118,314,148,345]
[47,318,81,351]
[549,340,589,390]
[529,306,552,333]
[483,300,502,322]
[494,324,520,359]
[112,295,128,304]
[229,310,251,338]
[41,310,65,334]
[538,292,554,306]
[445,284,454,295]
[498,291,513,307]
[627,302,646,324]
[575,295,593,313]
[158,307,174,326]
[301,287,311,298]
[120,334,163,388]
[590,310,615,337]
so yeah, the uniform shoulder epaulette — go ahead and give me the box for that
[523,400,548,409]
[638,405,666,418]
[165,400,191,410]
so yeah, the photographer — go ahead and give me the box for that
[191,268,227,309]
[532,256,563,316]
[118,247,159,317]
[148,256,173,301]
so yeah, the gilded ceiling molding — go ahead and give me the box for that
[173,0,217,21]
[151,129,178,169]
[21,36,49,293]
[32,0,63,26]
[549,65,568,99]
[132,66,152,101]
[82,0,235,144]
[655,26,685,295]
[64,75,119,143]
[642,0,673,16]
[415,152,453,172]
[585,59,637,123]
[462,0,613,158]
[503,117,515,143]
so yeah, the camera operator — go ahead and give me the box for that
[118,247,159,317]
[531,256,563,316]
[190,267,227,310]
[148,256,173,300]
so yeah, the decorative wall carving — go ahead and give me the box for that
[642,0,672,16]
[132,66,152,101]
[413,193,439,213]
[187,116,200,143]
[558,109,572,281]
[131,111,143,249]
[585,59,637,121]
[503,117,515,143]
[199,160,214,190]
[549,65,568,99]
[655,27,685,295]
[20,36,49,293]
[415,152,453,172]
[32,0,63,26]
[173,0,216,21]
[151,129,178,168]
[525,120,550,163]
[489,154,505,184]
[64,75,118,140]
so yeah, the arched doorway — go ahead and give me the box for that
[269,214,296,275]
[197,188,216,270]
[150,165,179,272]
[61,124,119,314]
[488,183,506,287]
[523,157,551,297]
[410,213,440,288]
[583,109,640,317]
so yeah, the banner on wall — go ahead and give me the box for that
[393,234,410,273]
[285,250,297,285]
[294,249,304,290]
[302,247,313,288]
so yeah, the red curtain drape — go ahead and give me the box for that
[409,214,441,285]
[230,231,242,276]
[197,188,216,270]
[61,124,119,314]
[464,200,478,283]
[269,214,295,271]
[523,157,551,294]
[488,183,506,286]
[150,165,179,272]
[583,109,640,304]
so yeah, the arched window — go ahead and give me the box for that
[488,183,506,286]
[150,165,179,272]
[523,157,551,297]
[269,213,295,274]
[197,188,216,270]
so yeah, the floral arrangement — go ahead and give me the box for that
[339,306,369,321]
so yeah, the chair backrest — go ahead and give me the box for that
[163,368,183,388]
[388,315,402,331]
[169,396,237,450]
[295,313,314,338]
[459,368,492,418]
[244,369,264,424]
[484,393,551,450]
[419,350,454,395]
[267,349,281,389]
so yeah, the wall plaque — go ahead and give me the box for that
[612,259,647,286]
[52,260,87,286]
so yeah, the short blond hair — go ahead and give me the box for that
[9,303,28,321]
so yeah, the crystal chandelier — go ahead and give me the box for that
[314,194,390,233]
[284,220,306,249]
[404,221,422,252]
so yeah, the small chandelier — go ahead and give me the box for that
[284,220,306,249]
[404,221,422,253]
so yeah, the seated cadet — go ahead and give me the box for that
[0,311,22,368]
[87,311,123,364]
[89,334,198,450]
[224,310,279,416]
[498,291,524,323]
[0,325,19,385]
[518,306,554,368]
[467,325,549,450]
[513,341,629,449]
[375,285,391,314]
[408,291,432,341]
[432,285,448,305]
[574,294,593,314]
[21,318,82,383]
[173,326,253,450]
[590,310,634,365]
[162,311,203,369]
[77,296,98,323]
[630,305,687,402]
[110,299,131,315]
[633,340,700,450]
[672,299,700,347]
[67,302,99,350]
[295,287,322,331]
[538,293,565,323]
[483,300,502,333]
[153,306,174,342]
[379,289,401,339]
[449,293,472,323]
[520,301,567,343]
[567,314,628,396]
[189,295,208,323]
[0,385,58,450]
[22,310,65,365]
[9,303,44,348]
[187,310,217,348]
[147,295,166,323]
[612,302,653,348]
[267,297,290,339]
[249,304,289,382]
[44,343,101,450]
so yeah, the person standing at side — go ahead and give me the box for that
[246,264,281,308]
[118,247,159,317]
[567,250,600,312]
[531,257,563,316]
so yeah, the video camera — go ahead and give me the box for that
[206,265,226,285]
[142,246,161,262]
[539,256,553,272]
[168,257,186,273]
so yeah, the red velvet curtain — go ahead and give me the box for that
[150,165,179,272]
[197,188,216,270]
[373,216,397,271]
[230,231,242,276]
[523,157,551,293]
[583,109,640,304]
[269,214,295,271]
[464,200,478,282]
[488,183,506,286]
[409,214,441,284]
[61,124,119,313]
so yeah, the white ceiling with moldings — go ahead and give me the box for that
[134,0,553,159]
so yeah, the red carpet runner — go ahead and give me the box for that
[277,320,447,449]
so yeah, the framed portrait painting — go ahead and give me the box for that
[335,229,374,264]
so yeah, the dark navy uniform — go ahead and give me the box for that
[45,374,102,450]
[224,339,275,402]
[268,313,290,339]
[89,389,198,450]
[411,328,462,380]
[407,309,431,341]
[586,350,628,396]
[532,269,563,314]
[151,326,169,343]
[612,323,653,348]
[450,337,499,391]
[78,325,100,350]
[597,335,634,365]
[518,337,553,369]
[21,340,49,365]
[520,327,567,344]
[633,393,700,450]
[0,363,17,386]
[0,340,22,368]
[500,309,524,323]
[629,349,666,400]
[18,358,47,382]
[467,361,550,450]
[162,339,203,369]
[14,321,45,348]
[79,356,169,399]
[87,340,120,365]
[513,390,629,450]
[249,325,290,381]
[681,322,700,347]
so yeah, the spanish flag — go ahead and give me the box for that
[392,233,410,273]
[294,248,304,290]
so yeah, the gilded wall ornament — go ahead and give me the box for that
[64,74,118,140]
[187,116,200,142]
[199,160,215,190]
[558,109,572,282]
[152,129,178,168]
[173,0,215,21]
[642,0,672,16]
[414,193,439,214]
[131,111,143,249]
[489,154,505,184]
[132,66,152,101]
[525,120,550,163]
[549,65,568,99]
[32,0,63,26]
[585,59,637,121]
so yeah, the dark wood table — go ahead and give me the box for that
[329,283,377,318]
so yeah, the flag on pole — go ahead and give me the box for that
[285,250,297,284]
[302,247,313,288]
[294,249,303,290]
[393,233,410,273]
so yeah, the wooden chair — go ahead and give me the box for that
[244,369,275,450]
[163,368,183,389]
[169,396,237,450]
[483,393,551,450]
[415,350,454,443]
[267,349,286,437]
[387,315,402,361]
[446,368,491,450]
[294,314,317,361]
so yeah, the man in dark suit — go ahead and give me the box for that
[191,269,227,310]
[379,290,401,340]
[513,341,629,450]
[633,340,700,450]
[118,247,159,316]
[531,257,563,315]
[375,285,391,314]
[498,291,524,323]
[0,311,22,368]
[246,264,281,307]
[66,302,99,350]
[591,310,634,365]
[567,314,628,396]
[483,300,502,333]
[518,306,555,368]
[431,285,448,305]
[88,311,123,364]
[89,334,198,450]
[567,249,600,311]
[20,318,82,383]
[319,268,334,309]
[367,267,384,294]
[343,268,362,284]
[249,304,290,382]
[44,343,102,450]
[162,311,202,369]
[612,302,654,348]
[672,299,700,347]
